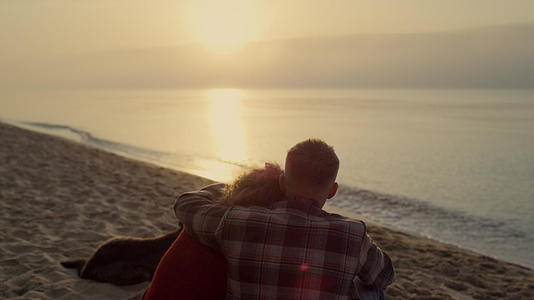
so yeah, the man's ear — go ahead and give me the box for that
[278,173,286,194]
[327,182,338,199]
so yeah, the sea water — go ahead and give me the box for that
[1,88,533,268]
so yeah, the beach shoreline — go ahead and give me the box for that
[1,121,533,299]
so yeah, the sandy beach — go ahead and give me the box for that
[1,121,533,300]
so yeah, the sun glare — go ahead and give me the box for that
[182,0,266,54]
[207,88,247,163]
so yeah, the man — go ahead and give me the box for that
[174,139,395,299]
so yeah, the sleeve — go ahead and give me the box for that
[173,183,229,250]
[355,229,395,290]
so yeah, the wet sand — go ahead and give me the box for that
[1,122,533,299]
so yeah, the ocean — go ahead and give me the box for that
[1,88,533,268]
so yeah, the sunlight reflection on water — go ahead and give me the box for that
[206,88,248,181]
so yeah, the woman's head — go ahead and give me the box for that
[221,162,283,207]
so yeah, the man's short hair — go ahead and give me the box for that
[285,139,339,189]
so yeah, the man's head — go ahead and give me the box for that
[281,139,339,207]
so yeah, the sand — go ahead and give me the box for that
[1,121,533,299]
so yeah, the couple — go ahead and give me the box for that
[143,139,395,299]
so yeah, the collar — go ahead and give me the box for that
[272,195,326,216]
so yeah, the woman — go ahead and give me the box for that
[142,163,283,300]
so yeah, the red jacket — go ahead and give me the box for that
[143,230,227,300]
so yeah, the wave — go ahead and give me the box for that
[22,121,169,158]
[335,185,527,238]
[332,185,532,267]
[19,121,249,174]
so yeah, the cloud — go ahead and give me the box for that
[2,23,534,90]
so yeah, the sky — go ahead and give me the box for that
[1,0,534,89]
[2,0,534,55]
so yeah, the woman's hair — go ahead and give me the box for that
[220,162,283,207]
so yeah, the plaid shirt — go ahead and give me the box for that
[174,184,395,300]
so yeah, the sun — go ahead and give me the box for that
[182,0,266,54]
